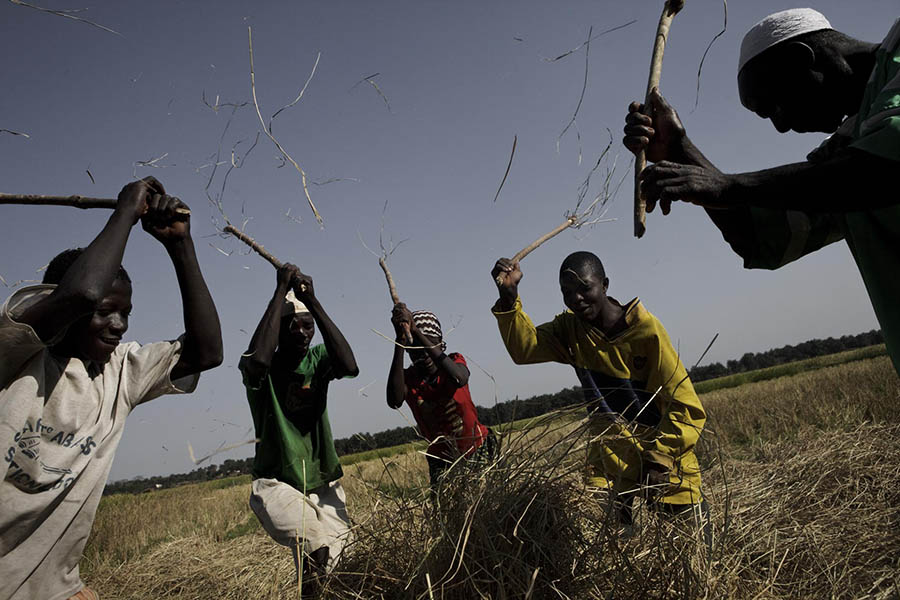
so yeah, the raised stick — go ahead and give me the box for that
[223,224,309,293]
[378,256,413,344]
[0,194,190,215]
[494,217,577,286]
[633,0,685,239]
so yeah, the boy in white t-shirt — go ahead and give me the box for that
[0,177,223,600]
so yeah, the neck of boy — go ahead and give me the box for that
[593,299,627,338]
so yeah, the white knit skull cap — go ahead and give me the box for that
[282,289,310,318]
[739,8,832,73]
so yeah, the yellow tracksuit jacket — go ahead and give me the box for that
[492,296,705,505]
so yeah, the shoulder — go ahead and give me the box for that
[448,352,466,365]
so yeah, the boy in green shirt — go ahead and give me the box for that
[239,263,358,590]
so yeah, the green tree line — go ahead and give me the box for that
[104,329,882,495]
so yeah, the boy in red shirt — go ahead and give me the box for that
[386,304,496,487]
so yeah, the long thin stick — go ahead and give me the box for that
[378,256,412,344]
[0,193,190,215]
[223,224,310,292]
[634,0,685,239]
[494,217,577,285]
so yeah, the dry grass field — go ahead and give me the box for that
[82,355,900,599]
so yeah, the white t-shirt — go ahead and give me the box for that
[0,285,199,600]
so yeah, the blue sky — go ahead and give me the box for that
[1,1,895,480]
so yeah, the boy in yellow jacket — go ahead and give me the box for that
[491,251,707,528]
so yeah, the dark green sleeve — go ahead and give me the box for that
[713,205,845,270]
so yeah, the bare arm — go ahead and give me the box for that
[139,193,222,379]
[18,178,159,341]
[386,340,406,409]
[240,265,295,386]
[294,272,359,379]
[625,89,896,215]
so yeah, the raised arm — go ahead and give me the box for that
[386,304,408,409]
[396,302,469,387]
[18,178,160,341]
[293,271,359,379]
[625,89,896,215]
[140,192,223,380]
[239,264,296,387]
[490,258,569,365]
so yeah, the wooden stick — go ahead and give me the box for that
[223,224,311,293]
[223,224,281,268]
[378,256,413,344]
[633,0,685,239]
[0,193,190,215]
[494,216,577,286]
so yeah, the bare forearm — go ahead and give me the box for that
[246,281,289,369]
[412,327,468,386]
[308,298,358,377]
[386,346,406,409]
[168,238,223,374]
[726,151,895,213]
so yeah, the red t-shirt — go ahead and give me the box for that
[403,353,489,460]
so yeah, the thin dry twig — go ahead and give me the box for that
[187,438,259,465]
[557,25,592,161]
[0,129,30,138]
[492,135,517,203]
[542,19,638,62]
[248,26,323,225]
[9,0,122,36]
[495,139,620,285]
[0,193,190,215]
[351,73,392,113]
[692,0,727,111]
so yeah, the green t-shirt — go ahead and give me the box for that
[240,344,345,492]
[715,18,900,375]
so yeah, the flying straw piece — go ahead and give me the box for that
[248,26,323,225]
[634,0,686,238]
[0,129,30,138]
[492,135,517,203]
[8,0,122,37]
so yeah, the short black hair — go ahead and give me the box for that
[43,248,131,285]
[559,251,606,280]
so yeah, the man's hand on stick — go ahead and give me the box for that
[276,263,301,291]
[292,270,315,304]
[491,258,522,310]
[641,161,735,209]
[624,89,688,215]
[142,191,191,246]
[115,176,163,225]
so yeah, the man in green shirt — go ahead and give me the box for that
[624,8,900,375]
[239,263,358,592]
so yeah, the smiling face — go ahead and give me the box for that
[62,278,133,364]
[559,267,609,326]
[279,312,315,356]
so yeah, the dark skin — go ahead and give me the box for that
[623,32,894,216]
[491,258,668,489]
[386,303,468,410]
[491,259,627,337]
[19,177,223,378]
[242,263,358,383]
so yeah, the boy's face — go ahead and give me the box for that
[67,278,133,363]
[408,334,441,375]
[559,267,609,324]
[279,312,315,355]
